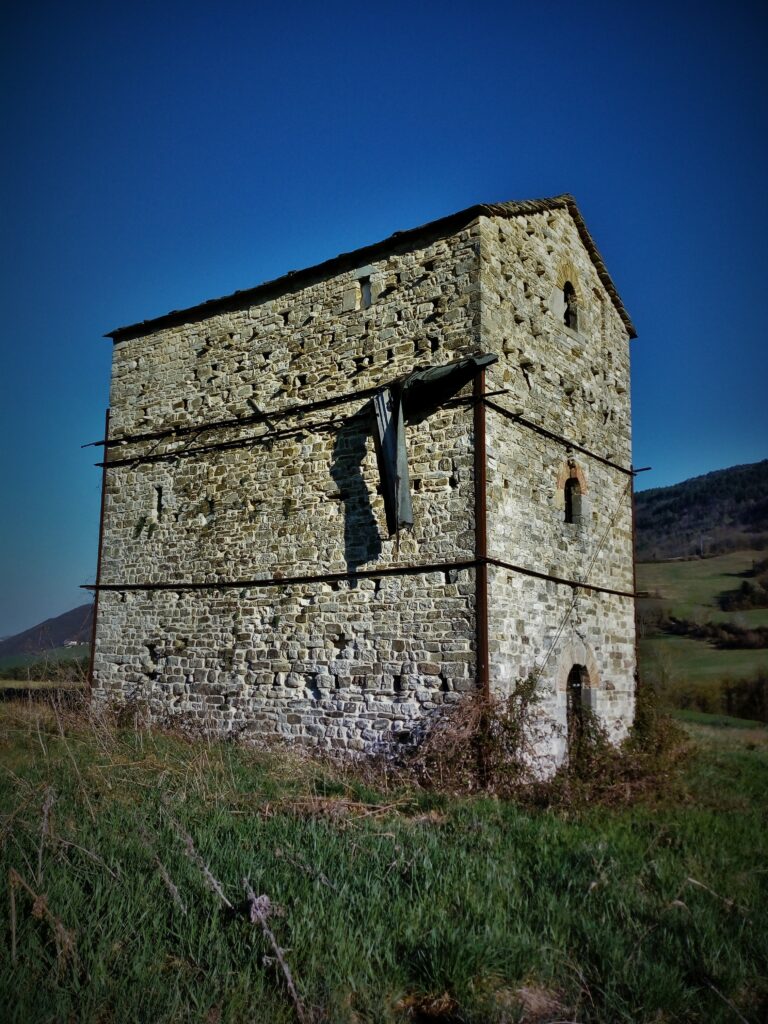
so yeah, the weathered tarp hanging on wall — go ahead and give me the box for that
[372,353,498,535]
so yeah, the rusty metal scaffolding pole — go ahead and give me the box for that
[629,466,649,704]
[87,408,110,688]
[473,370,489,701]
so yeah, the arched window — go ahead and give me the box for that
[563,281,578,330]
[564,476,582,524]
[557,460,587,525]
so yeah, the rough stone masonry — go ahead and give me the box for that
[89,194,638,768]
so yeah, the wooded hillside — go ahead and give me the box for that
[635,459,768,561]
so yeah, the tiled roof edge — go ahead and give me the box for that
[106,194,636,341]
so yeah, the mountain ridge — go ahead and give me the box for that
[0,604,93,660]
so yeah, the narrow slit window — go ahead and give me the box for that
[360,276,372,309]
[564,476,581,524]
[563,281,578,330]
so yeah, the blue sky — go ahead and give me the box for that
[1,0,766,636]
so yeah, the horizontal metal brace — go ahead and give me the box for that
[95,416,344,469]
[483,399,634,476]
[485,557,635,599]
[82,379,512,453]
[83,382,385,450]
[82,556,635,600]
[96,394,483,471]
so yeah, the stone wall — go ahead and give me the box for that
[95,571,476,750]
[93,203,637,759]
[479,209,636,753]
[94,225,484,748]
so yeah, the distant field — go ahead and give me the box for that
[637,551,768,699]
[639,634,768,685]
[0,644,89,673]
[637,549,768,627]
[0,679,85,691]
[672,708,766,730]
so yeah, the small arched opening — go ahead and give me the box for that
[564,475,582,524]
[558,461,586,525]
[561,280,581,327]
[563,281,579,330]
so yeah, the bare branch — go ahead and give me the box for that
[686,876,750,917]
[37,787,55,887]
[165,812,233,909]
[243,878,309,1024]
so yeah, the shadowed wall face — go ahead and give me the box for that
[330,418,382,576]
[480,210,636,766]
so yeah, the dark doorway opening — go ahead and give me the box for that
[566,664,590,755]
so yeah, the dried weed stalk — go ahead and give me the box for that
[8,867,77,973]
[404,678,688,807]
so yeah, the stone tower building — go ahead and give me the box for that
[89,194,637,766]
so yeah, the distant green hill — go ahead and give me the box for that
[0,604,92,661]
[635,459,768,561]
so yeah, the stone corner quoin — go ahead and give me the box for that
[90,196,637,766]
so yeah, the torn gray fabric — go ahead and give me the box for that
[372,386,413,535]
[372,352,499,535]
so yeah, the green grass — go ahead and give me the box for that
[637,549,768,627]
[640,634,768,685]
[0,701,766,1023]
[637,551,768,708]
[0,679,85,691]
[672,708,766,729]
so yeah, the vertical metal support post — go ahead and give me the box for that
[473,371,489,699]
[88,408,110,688]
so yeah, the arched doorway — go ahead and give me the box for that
[566,664,590,755]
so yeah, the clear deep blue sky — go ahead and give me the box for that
[1,1,766,637]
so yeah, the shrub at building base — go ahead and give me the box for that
[405,680,688,807]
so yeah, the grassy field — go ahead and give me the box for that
[0,699,766,1023]
[639,634,768,684]
[0,679,85,691]
[637,550,768,627]
[637,551,768,695]
[671,708,765,729]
